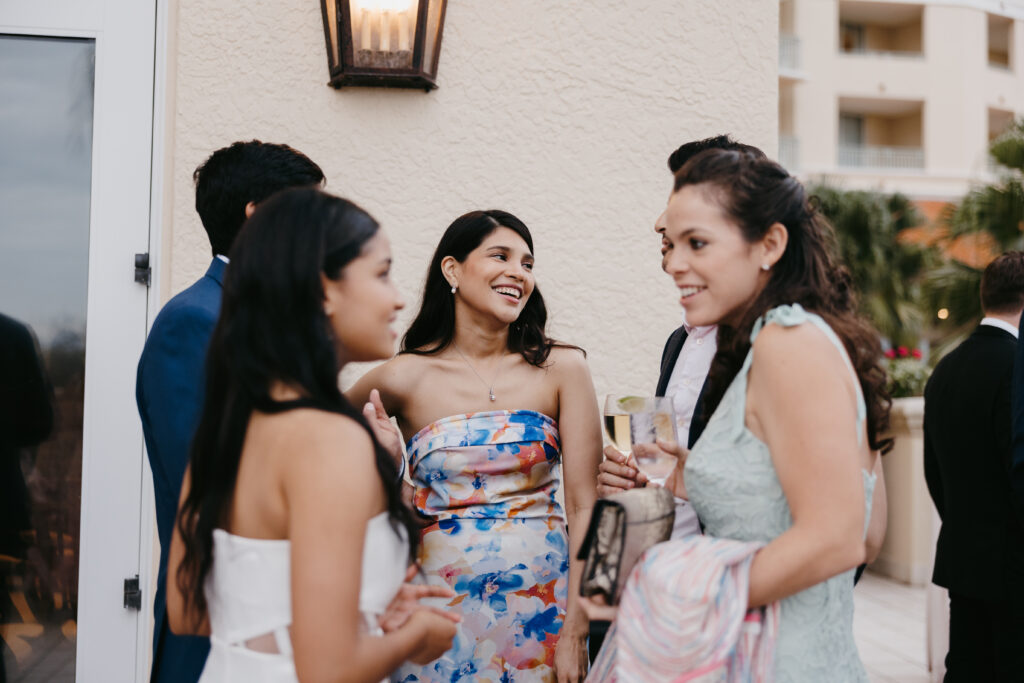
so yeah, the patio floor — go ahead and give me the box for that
[854,571,933,683]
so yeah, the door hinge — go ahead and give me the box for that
[123,574,142,610]
[134,252,151,287]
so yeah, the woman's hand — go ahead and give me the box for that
[361,388,404,467]
[379,565,460,633]
[553,630,588,683]
[635,439,689,499]
[406,609,458,665]
[578,594,619,623]
[597,445,649,497]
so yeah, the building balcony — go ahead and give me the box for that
[838,144,924,169]
[839,1,924,57]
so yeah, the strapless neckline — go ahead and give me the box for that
[407,409,557,449]
[212,509,392,543]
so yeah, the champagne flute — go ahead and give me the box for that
[603,394,678,481]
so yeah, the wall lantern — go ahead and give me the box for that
[320,0,447,91]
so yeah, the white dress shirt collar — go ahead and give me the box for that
[980,317,1019,339]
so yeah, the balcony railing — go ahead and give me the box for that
[779,135,799,171]
[838,145,924,169]
[780,33,800,71]
[839,47,923,58]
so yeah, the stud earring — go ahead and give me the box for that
[451,284,458,294]
[761,263,770,271]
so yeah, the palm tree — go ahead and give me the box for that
[809,184,935,348]
[925,117,1024,355]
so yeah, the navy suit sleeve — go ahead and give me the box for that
[1011,317,1024,526]
[137,305,216,528]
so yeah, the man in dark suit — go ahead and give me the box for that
[596,135,765,498]
[924,250,1024,681]
[136,141,323,683]
[1013,261,1024,525]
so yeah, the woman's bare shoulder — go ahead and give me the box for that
[545,344,589,372]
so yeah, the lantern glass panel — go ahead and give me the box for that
[422,0,444,76]
[349,0,416,69]
[324,0,340,69]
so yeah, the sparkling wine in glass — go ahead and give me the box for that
[603,395,678,480]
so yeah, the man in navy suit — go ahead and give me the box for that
[136,141,323,683]
[924,251,1024,680]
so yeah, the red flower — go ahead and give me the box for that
[897,346,909,357]
[884,349,896,359]
[911,349,922,359]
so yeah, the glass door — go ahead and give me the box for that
[0,35,95,682]
[0,1,158,681]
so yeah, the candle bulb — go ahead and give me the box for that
[380,9,391,52]
[360,8,371,50]
[398,10,409,51]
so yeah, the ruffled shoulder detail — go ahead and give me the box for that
[750,303,811,341]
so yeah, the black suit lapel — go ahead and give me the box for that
[656,326,688,397]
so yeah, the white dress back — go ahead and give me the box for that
[197,512,408,682]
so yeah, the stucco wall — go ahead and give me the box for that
[165,0,777,398]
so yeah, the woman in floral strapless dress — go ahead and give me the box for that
[349,210,601,682]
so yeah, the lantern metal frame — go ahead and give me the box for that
[319,0,447,91]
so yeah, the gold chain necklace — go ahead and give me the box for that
[451,343,505,402]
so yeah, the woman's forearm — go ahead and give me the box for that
[562,503,593,637]
[746,523,865,608]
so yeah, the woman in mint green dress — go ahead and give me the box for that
[650,149,892,681]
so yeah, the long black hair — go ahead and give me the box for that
[675,150,893,455]
[401,210,578,366]
[176,188,418,625]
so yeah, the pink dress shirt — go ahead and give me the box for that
[659,320,716,539]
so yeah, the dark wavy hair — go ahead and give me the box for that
[675,149,893,455]
[176,188,418,625]
[193,140,324,256]
[401,210,578,366]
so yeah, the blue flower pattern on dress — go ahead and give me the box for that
[394,410,568,682]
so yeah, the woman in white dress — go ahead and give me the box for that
[165,188,457,682]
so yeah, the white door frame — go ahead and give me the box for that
[0,1,161,680]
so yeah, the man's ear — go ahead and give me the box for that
[244,201,257,219]
[761,222,788,268]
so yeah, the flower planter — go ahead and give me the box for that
[871,396,936,586]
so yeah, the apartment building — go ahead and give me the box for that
[780,0,1024,198]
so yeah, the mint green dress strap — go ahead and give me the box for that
[748,303,867,447]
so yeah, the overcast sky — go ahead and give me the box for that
[0,35,94,349]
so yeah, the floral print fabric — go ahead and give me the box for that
[394,410,568,683]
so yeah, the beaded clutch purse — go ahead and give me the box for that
[577,486,676,605]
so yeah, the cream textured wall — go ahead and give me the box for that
[164,0,777,399]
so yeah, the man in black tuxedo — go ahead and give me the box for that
[1013,261,1024,526]
[597,136,765,498]
[924,250,1024,681]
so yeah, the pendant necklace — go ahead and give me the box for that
[451,342,504,402]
